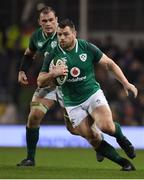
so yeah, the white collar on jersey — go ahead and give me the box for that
[58,39,78,55]
[42,31,57,40]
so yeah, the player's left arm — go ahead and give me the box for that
[98,53,138,98]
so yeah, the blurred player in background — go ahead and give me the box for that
[38,19,138,171]
[17,6,69,166]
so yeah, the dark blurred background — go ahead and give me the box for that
[0,0,144,126]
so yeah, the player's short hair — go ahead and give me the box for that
[58,19,75,31]
[38,6,56,17]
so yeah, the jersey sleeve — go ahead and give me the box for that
[87,42,103,63]
[40,52,55,72]
[29,32,37,51]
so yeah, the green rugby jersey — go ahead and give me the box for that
[29,27,57,57]
[41,39,103,106]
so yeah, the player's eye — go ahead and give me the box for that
[49,18,54,22]
[42,19,48,23]
[58,33,62,36]
[64,33,69,36]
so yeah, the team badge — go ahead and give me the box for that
[79,53,87,61]
[51,41,57,48]
[70,67,80,77]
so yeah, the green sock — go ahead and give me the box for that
[26,127,39,161]
[96,140,124,166]
[111,122,124,139]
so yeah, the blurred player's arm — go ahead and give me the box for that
[98,53,138,98]
[18,32,37,86]
[18,48,35,85]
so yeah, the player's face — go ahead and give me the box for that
[39,11,58,36]
[57,26,76,50]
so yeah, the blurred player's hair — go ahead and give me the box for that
[38,6,57,17]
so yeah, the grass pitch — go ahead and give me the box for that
[0,147,143,179]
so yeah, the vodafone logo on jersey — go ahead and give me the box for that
[70,67,80,77]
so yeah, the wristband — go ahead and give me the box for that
[19,54,33,72]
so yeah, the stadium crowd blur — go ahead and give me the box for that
[0,24,144,126]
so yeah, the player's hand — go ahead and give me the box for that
[50,64,68,77]
[18,71,28,86]
[123,83,138,98]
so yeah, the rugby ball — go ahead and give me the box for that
[49,59,68,85]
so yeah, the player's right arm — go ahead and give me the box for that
[37,53,68,88]
[18,48,35,85]
[18,32,37,86]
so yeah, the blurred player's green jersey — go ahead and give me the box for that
[29,27,57,57]
[41,39,103,106]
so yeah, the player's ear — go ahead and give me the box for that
[56,16,58,22]
[38,18,41,26]
[74,30,77,37]
[56,17,58,27]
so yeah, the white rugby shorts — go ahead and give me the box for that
[33,86,64,107]
[65,89,109,127]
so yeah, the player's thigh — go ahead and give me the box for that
[90,105,115,133]
[74,116,93,137]
[65,102,98,136]
[88,89,115,132]
[26,88,55,127]
[62,108,80,135]
[75,116,101,140]
[56,86,65,107]
[34,96,55,108]
[66,105,88,128]
[32,88,56,109]
[66,104,101,140]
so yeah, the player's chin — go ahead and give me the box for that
[60,43,67,49]
[45,29,53,34]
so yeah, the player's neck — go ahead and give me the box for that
[43,31,56,38]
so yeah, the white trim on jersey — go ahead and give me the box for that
[51,31,57,39]
[58,44,66,55]
[58,39,78,54]
[42,31,57,40]
[75,39,78,53]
